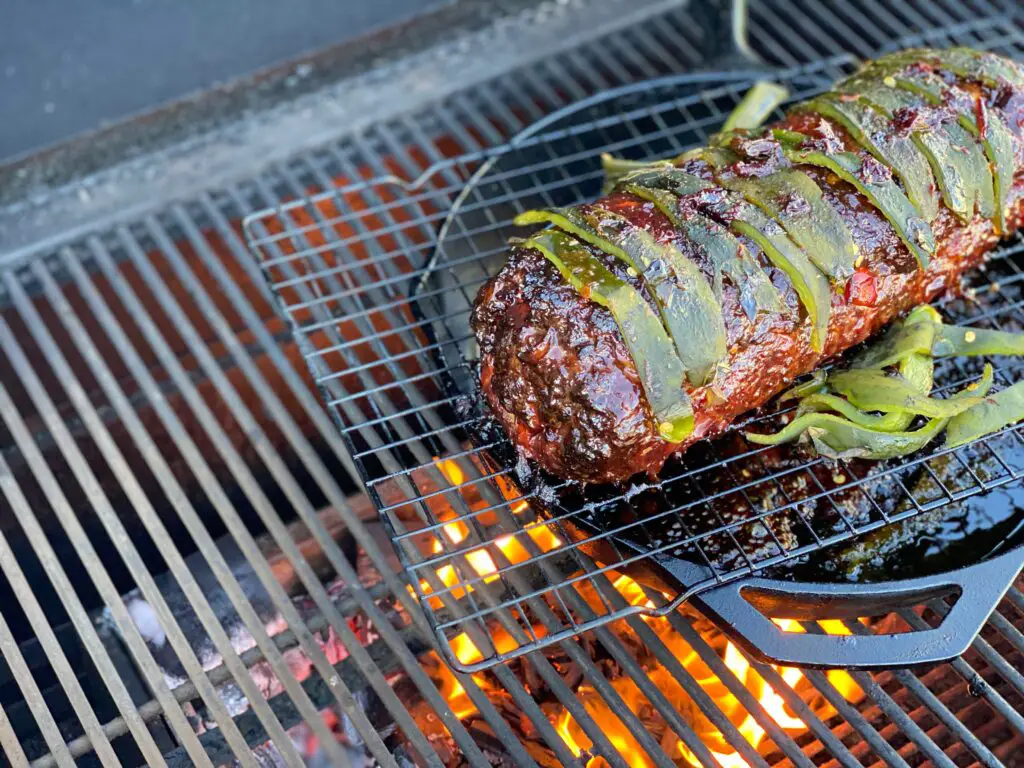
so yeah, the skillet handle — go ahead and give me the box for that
[692,548,1023,669]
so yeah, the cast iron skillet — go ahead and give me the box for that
[412,64,1024,669]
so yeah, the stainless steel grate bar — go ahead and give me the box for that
[29,249,342,768]
[0,444,173,767]
[0,529,122,767]
[180,194,506,765]
[0,376,217,766]
[0,277,268,768]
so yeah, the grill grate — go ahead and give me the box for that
[246,38,1024,671]
[2,0,1024,766]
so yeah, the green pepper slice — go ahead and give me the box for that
[933,324,1024,358]
[827,369,984,418]
[730,214,830,352]
[778,370,827,402]
[784,147,934,269]
[945,380,1024,448]
[620,168,785,320]
[676,214,786,321]
[620,228,727,385]
[695,148,830,348]
[584,209,728,386]
[720,81,791,133]
[600,154,672,194]
[920,47,1024,90]
[796,393,905,429]
[622,184,686,227]
[811,365,993,458]
[718,168,860,279]
[802,93,940,223]
[807,414,948,460]
[514,208,642,273]
[802,352,935,432]
[749,363,992,456]
[889,71,1015,233]
[849,304,941,369]
[878,352,935,431]
[746,412,946,459]
[525,231,694,441]
[620,166,716,197]
[854,84,995,223]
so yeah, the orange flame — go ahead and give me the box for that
[418,458,562,609]
[424,457,864,767]
[540,580,866,768]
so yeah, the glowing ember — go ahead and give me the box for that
[421,457,865,766]
[548,582,865,768]
[418,458,562,608]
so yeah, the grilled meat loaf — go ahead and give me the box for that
[471,48,1024,484]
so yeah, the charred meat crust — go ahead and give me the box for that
[472,63,1024,484]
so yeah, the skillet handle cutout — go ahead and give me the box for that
[693,547,1023,669]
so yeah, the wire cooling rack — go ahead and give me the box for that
[245,51,1024,672]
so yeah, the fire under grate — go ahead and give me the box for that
[246,32,1024,673]
[2,0,1024,766]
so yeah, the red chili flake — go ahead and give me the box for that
[975,95,988,139]
[845,268,877,307]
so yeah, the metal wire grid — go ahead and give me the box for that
[246,26,1024,672]
[0,4,717,766]
[1,1,1022,767]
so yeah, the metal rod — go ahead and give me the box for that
[0,349,217,768]
[0,530,122,766]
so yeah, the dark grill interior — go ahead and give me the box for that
[0,1,1022,766]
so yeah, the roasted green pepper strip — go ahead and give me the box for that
[620,168,785,319]
[622,229,727,385]
[812,366,994,458]
[730,212,830,351]
[620,166,715,197]
[796,393,902,429]
[784,148,934,269]
[750,364,992,455]
[719,168,860,279]
[695,147,830,348]
[585,209,728,386]
[676,214,786,320]
[855,84,995,223]
[945,379,1024,448]
[514,209,642,273]
[717,81,790,135]
[803,352,935,432]
[802,93,939,223]
[525,231,694,441]
[807,415,948,460]
[746,412,946,459]
[933,324,1024,357]
[849,305,941,369]
[600,154,671,194]
[919,47,1024,90]
[771,128,810,148]
[516,205,730,385]
[827,369,984,418]
[778,370,827,402]
[879,352,936,431]
[891,72,1015,233]
[622,184,686,227]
